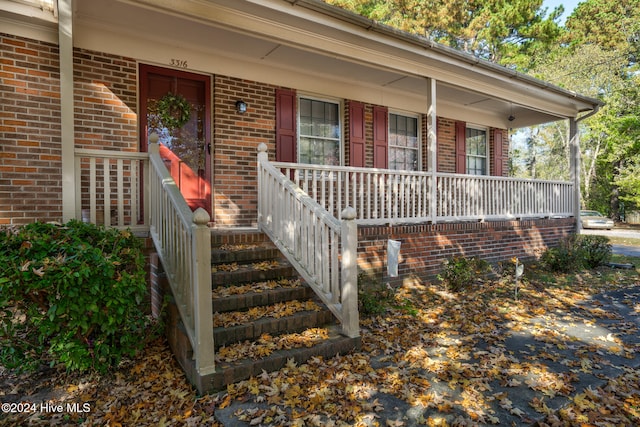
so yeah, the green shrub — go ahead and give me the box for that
[575,235,612,268]
[0,220,150,373]
[541,234,612,272]
[438,256,489,292]
[357,273,417,316]
[541,236,580,273]
[358,273,393,316]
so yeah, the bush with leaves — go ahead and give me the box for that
[0,220,150,373]
[358,273,394,316]
[542,234,612,272]
[574,235,612,268]
[438,256,489,292]
[541,235,580,273]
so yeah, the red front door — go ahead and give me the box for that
[140,64,212,215]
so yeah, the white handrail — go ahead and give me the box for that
[257,144,359,338]
[273,162,574,224]
[147,136,215,376]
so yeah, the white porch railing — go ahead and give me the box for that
[75,140,215,376]
[74,148,150,232]
[147,135,215,376]
[257,144,359,338]
[276,163,574,224]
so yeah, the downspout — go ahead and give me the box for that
[570,105,601,233]
[59,0,76,222]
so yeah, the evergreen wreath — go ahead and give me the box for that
[156,93,191,129]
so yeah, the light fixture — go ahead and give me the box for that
[508,103,515,122]
[235,100,247,114]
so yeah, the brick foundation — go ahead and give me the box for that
[357,217,576,281]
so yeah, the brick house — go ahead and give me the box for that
[1,0,602,391]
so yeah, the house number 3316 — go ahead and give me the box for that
[170,59,188,68]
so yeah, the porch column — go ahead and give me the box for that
[426,77,438,223]
[59,0,76,222]
[569,117,581,231]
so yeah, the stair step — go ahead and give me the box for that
[212,281,312,313]
[216,327,332,363]
[211,230,271,248]
[211,243,282,264]
[165,230,361,394]
[202,326,361,391]
[211,260,296,287]
[214,308,335,347]
[214,300,324,327]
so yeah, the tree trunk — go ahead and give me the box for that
[610,160,622,221]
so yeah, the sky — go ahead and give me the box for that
[542,0,583,24]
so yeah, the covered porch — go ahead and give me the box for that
[7,0,602,390]
[71,138,581,389]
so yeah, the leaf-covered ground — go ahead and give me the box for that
[1,258,640,426]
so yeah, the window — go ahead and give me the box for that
[466,127,487,175]
[298,97,341,166]
[389,113,419,171]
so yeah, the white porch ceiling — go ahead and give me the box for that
[68,0,601,129]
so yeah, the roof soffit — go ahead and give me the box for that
[81,0,601,124]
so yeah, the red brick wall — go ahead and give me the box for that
[212,76,277,226]
[358,218,576,280]
[73,49,138,151]
[0,35,139,226]
[1,34,62,225]
[437,118,456,173]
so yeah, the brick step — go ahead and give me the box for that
[165,230,361,394]
[212,282,313,313]
[214,308,335,348]
[211,243,282,264]
[211,229,271,248]
[203,325,361,391]
[211,260,296,287]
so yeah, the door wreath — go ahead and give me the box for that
[156,93,191,129]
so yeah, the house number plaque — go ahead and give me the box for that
[170,58,188,68]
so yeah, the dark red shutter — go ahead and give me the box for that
[455,121,466,174]
[276,88,296,163]
[493,128,505,176]
[373,106,388,169]
[349,101,366,167]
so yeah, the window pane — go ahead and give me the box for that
[466,127,487,175]
[324,140,339,165]
[300,98,311,118]
[299,98,341,166]
[390,148,398,170]
[389,113,419,171]
[300,122,312,136]
[299,137,311,164]
[407,149,417,170]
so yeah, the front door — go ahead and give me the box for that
[140,64,212,215]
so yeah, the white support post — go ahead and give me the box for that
[426,77,438,223]
[257,143,268,230]
[59,0,76,222]
[340,206,359,338]
[569,118,581,232]
[192,207,216,375]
